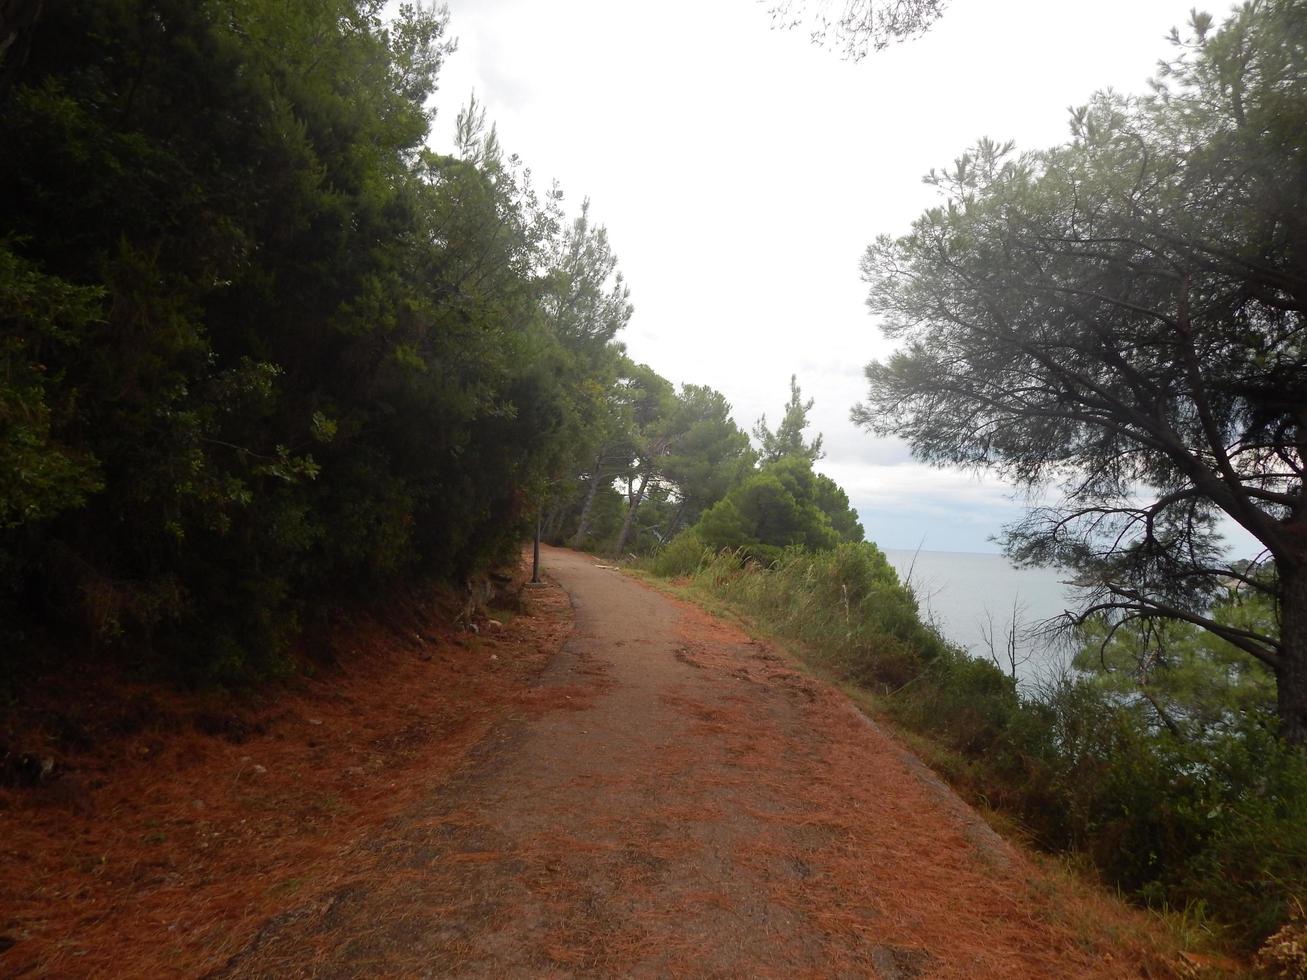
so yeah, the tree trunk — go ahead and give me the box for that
[661,500,687,543]
[0,0,44,99]
[612,472,649,557]
[569,459,603,547]
[1278,563,1307,745]
[543,501,564,541]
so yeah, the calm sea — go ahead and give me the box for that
[881,549,1078,685]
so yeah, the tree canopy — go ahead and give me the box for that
[1075,582,1278,742]
[767,0,946,59]
[853,0,1307,742]
[0,0,628,680]
[662,384,757,521]
[696,457,864,564]
[752,374,825,464]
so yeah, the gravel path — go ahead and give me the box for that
[219,545,1164,978]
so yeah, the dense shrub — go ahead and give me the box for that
[1008,696,1307,950]
[650,531,711,578]
[695,458,864,564]
[0,2,623,682]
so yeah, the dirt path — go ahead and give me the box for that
[218,546,1166,978]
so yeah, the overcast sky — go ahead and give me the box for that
[429,0,1258,555]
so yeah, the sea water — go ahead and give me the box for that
[881,548,1079,686]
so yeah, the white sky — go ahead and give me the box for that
[431,0,1261,556]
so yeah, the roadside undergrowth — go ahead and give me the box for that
[633,544,1287,973]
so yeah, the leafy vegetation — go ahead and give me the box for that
[693,458,864,563]
[766,0,947,59]
[552,372,854,564]
[752,374,824,465]
[673,543,948,676]
[545,364,765,556]
[5,0,1305,962]
[0,1,626,682]
[855,0,1307,745]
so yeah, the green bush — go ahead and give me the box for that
[0,2,622,682]
[1038,703,1307,950]
[650,530,711,578]
[673,541,949,684]
[888,648,1019,755]
[695,458,862,564]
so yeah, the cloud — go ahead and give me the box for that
[428,0,1205,554]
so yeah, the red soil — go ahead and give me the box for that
[1,547,1194,977]
[0,578,570,977]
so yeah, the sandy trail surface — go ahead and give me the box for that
[219,545,1156,978]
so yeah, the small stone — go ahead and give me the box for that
[252,764,267,774]
[307,718,323,726]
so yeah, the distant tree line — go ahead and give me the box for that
[547,371,865,565]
